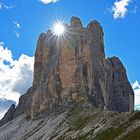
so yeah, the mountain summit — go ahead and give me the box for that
[0,17,134,127]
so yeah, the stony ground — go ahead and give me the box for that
[0,104,140,140]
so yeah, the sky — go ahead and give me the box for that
[0,0,140,118]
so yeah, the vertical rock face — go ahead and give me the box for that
[106,57,134,112]
[0,17,134,124]
[70,16,83,28]
[14,87,34,118]
[30,17,109,118]
[29,17,134,118]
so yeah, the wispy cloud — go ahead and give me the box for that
[13,21,21,29]
[0,42,34,104]
[111,0,132,19]
[0,2,14,10]
[129,6,137,14]
[40,0,59,4]
[13,30,20,38]
[132,81,140,110]
[13,21,21,38]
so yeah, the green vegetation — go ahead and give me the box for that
[74,115,91,131]
[50,107,140,140]
[66,105,92,131]
[95,127,124,140]
[121,126,140,140]
[95,111,140,140]
[53,105,93,140]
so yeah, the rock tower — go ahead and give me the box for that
[0,17,134,126]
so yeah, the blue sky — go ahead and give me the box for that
[0,0,140,117]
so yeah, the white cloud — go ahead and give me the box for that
[112,0,132,19]
[132,80,140,89]
[132,81,140,110]
[0,2,14,10]
[0,42,34,104]
[40,0,59,4]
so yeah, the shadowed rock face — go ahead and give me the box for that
[106,57,134,112]
[0,104,15,127]
[0,16,134,125]
[13,87,34,118]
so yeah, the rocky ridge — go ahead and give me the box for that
[0,16,134,127]
[0,105,140,140]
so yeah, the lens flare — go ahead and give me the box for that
[53,22,65,36]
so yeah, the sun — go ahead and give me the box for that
[53,22,65,36]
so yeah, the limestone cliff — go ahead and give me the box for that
[106,57,134,112]
[0,16,134,126]
[31,17,107,118]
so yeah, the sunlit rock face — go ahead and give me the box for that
[31,17,108,118]
[0,17,134,124]
[30,16,134,118]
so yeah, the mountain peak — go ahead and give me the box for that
[0,16,134,126]
[70,16,83,28]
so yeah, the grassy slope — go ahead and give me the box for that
[53,105,140,140]
[122,126,140,140]
[94,112,140,140]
